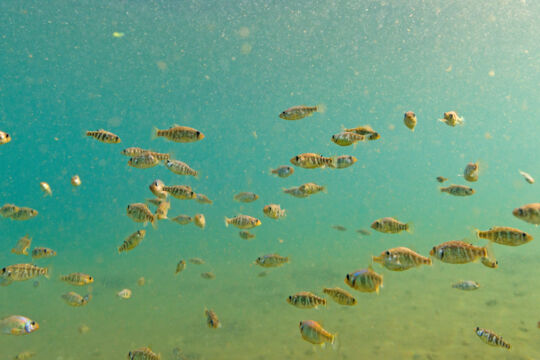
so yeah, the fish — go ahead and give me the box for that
[254,254,289,268]
[163,185,196,200]
[137,277,145,286]
[61,292,91,307]
[146,198,162,207]
[286,292,326,309]
[233,192,259,202]
[13,351,36,359]
[452,280,480,291]
[224,215,262,229]
[171,215,193,225]
[9,207,38,221]
[175,260,186,274]
[279,105,320,120]
[0,131,11,145]
[299,320,336,346]
[128,346,161,360]
[332,225,347,231]
[480,257,498,269]
[403,111,417,131]
[153,125,204,143]
[239,231,255,240]
[127,203,157,228]
[118,230,146,253]
[121,147,170,160]
[512,203,540,225]
[31,247,57,259]
[356,229,371,236]
[436,176,448,183]
[189,258,205,265]
[60,272,94,286]
[463,162,479,182]
[11,235,32,255]
[0,204,18,217]
[201,272,216,279]
[372,247,432,271]
[429,241,488,264]
[283,186,309,198]
[0,316,39,335]
[476,226,533,246]
[39,182,52,196]
[344,267,383,294]
[193,214,206,229]
[290,153,335,169]
[439,111,464,127]
[331,131,365,146]
[323,287,357,305]
[128,154,161,169]
[370,217,410,234]
[0,264,49,285]
[71,175,81,187]
[149,179,167,199]
[270,165,294,178]
[85,129,121,143]
[519,170,534,184]
[195,193,213,204]
[117,289,132,299]
[475,327,511,349]
[335,155,357,169]
[298,182,326,195]
[166,159,198,177]
[155,200,170,220]
[440,184,475,196]
[344,125,378,136]
[205,308,221,328]
[263,204,286,220]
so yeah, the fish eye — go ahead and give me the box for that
[1,267,5,273]
[89,277,93,281]
[31,321,35,325]
[288,296,292,300]
[522,232,527,237]
[196,131,201,136]
[346,274,350,280]
[385,250,390,256]
[295,156,299,161]
[518,209,524,215]
[6,134,9,138]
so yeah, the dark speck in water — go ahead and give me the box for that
[485,299,497,306]
[33,281,39,288]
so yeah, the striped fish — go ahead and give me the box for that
[286,292,326,309]
[372,247,431,271]
[370,217,410,234]
[323,287,357,305]
[475,327,511,349]
[86,129,121,143]
[290,153,335,169]
[344,267,383,294]
[476,226,533,246]
[154,125,204,143]
[429,241,487,264]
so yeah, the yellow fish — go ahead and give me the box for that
[254,254,289,268]
[440,184,475,196]
[372,247,431,271]
[166,159,198,177]
[0,315,39,335]
[171,215,193,225]
[299,320,336,346]
[85,129,121,143]
[60,272,94,286]
[323,287,357,306]
[233,192,259,202]
[127,203,157,228]
[149,179,167,199]
[439,111,464,127]
[11,235,32,255]
[344,267,383,294]
[205,308,221,328]
[239,231,255,240]
[193,214,206,229]
[128,154,161,169]
[270,165,294,178]
[512,203,540,225]
[0,131,11,145]
[39,182,52,196]
[163,185,196,200]
[290,153,335,169]
[370,217,410,234]
[175,260,186,274]
[9,207,38,221]
[279,105,320,120]
[403,111,417,131]
[0,264,49,285]
[476,226,533,246]
[118,230,146,253]
[335,155,357,169]
[127,346,161,360]
[331,131,365,146]
[262,204,286,219]
[61,292,91,307]
[0,204,18,217]
[286,292,326,309]
[31,247,57,259]
[463,162,479,182]
[195,193,213,204]
[153,125,204,143]
[475,327,510,349]
[117,289,132,299]
[429,240,487,264]
[224,215,261,229]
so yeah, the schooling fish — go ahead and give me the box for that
[154,200,170,220]
[331,131,365,146]
[279,105,320,121]
[323,287,357,306]
[166,159,198,177]
[0,131,11,145]
[60,272,94,286]
[153,125,204,143]
[0,315,39,335]
[0,204,18,217]
[335,155,357,169]
[518,170,534,184]
[440,184,475,196]
[263,204,286,220]
[271,165,294,178]
[429,241,487,264]
[463,162,479,182]
[475,327,511,349]
[171,215,193,225]
[476,226,533,246]
[118,230,146,253]
[127,346,161,360]
[512,203,540,225]
[127,203,156,228]
[149,179,167,199]
[372,247,431,271]
[436,176,448,183]
[233,192,259,203]
[299,182,326,195]
[403,111,417,131]
[61,292,91,307]
[31,247,57,260]
[290,153,335,169]
[86,129,121,143]
[11,235,32,255]
[370,217,411,234]
[299,320,336,346]
[283,186,309,198]
[9,207,38,221]
[39,182,52,196]
[255,254,289,268]
[286,292,326,309]
[205,308,221,328]
[225,215,261,229]
[344,267,383,294]
[163,185,196,200]
[128,154,161,169]
[452,280,480,291]
[0,264,49,285]
[117,289,132,299]
[193,214,206,229]
[439,111,464,127]
[175,260,186,274]
[195,193,213,204]
[239,231,255,240]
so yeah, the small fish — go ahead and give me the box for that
[166,159,198,177]
[370,217,410,234]
[299,320,336,346]
[153,125,204,143]
[344,267,383,294]
[323,287,357,305]
[286,292,326,309]
[257,271,268,277]
[335,155,357,169]
[0,264,48,285]
[39,182,52,196]
[137,277,146,286]
[205,308,221,328]
[263,204,286,220]
[290,153,335,169]
[163,185,196,200]
[344,125,378,136]
[283,186,309,198]
[0,131,11,145]
[224,215,262,229]
[121,147,170,160]
[118,230,146,253]
[239,231,255,240]
[86,129,121,143]
[0,315,39,335]
[61,292,91,307]
[11,235,32,255]
[8,207,38,221]
[475,327,511,349]
[279,105,319,120]
[452,280,480,291]
[171,215,193,225]
[78,324,90,334]
[372,247,432,271]
[332,225,347,231]
[195,193,213,204]
[127,203,157,228]
[60,272,94,286]
[436,176,448,183]
[13,351,36,359]
[0,204,18,217]
[233,192,259,203]
[271,165,294,178]
[439,111,464,127]
[71,175,81,187]
[31,247,57,259]
[128,154,160,169]
[512,203,540,225]
[440,184,475,196]
[201,272,215,280]
[356,229,371,236]
[480,257,498,269]
[476,226,533,247]
[331,131,365,146]
[128,346,161,360]
[299,182,326,195]
[146,198,162,207]
[254,254,289,268]
[193,214,206,229]
[403,111,417,131]
[429,241,487,264]
[519,170,534,184]
[155,200,170,220]
[149,179,167,199]
[175,260,186,274]
[189,258,205,265]
[117,289,132,299]
[463,162,479,182]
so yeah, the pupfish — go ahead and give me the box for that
[299,320,336,346]
[286,292,326,309]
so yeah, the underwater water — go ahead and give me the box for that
[1,0,539,359]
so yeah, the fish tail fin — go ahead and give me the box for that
[406,222,414,234]
[331,333,339,350]
[316,103,326,114]
[151,127,159,140]
[117,247,122,254]
[44,267,51,279]
[270,168,277,175]
[224,217,230,227]
[281,209,287,218]
[327,157,337,169]
[151,216,158,229]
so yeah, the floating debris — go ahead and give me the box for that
[71,175,81,187]
[519,170,534,184]
[452,281,480,291]
[332,225,347,231]
[39,182,52,196]
[117,289,132,299]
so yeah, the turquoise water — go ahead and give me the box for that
[1,0,539,359]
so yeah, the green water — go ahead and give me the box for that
[1,0,539,359]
